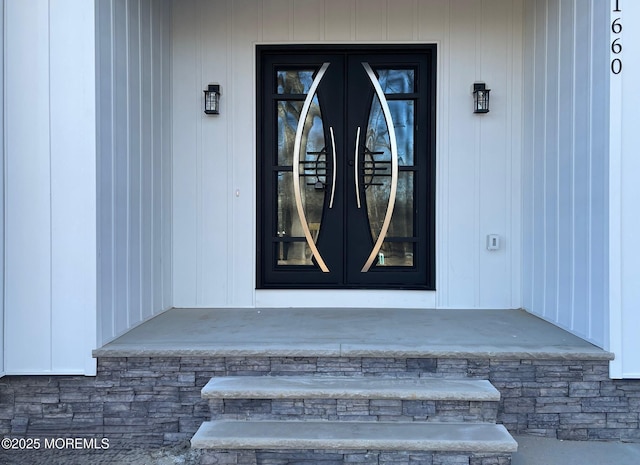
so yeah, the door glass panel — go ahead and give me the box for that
[276,171,317,266]
[376,242,415,267]
[376,69,415,94]
[389,100,414,166]
[277,101,302,166]
[277,70,315,94]
[390,171,414,237]
[364,95,391,249]
[277,97,325,166]
[275,241,316,266]
[365,81,415,269]
[366,99,414,166]
[366,171,415,265]
[275,90,327,268]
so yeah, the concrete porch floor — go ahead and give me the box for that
[94,308,612,360]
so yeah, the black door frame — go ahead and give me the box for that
[256,44,436,290]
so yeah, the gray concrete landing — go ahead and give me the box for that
[94,307,612,360]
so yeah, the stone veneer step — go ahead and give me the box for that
[202,376,501,401]
[191,420,518,452]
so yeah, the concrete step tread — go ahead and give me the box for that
[202,376,500,401]
[191,420,518,452]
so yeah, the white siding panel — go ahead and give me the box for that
[478,0,514,308]
[5,0,97,374]
[0,0,4,376]
[543,0,559,322]
[5,0,52,373]
[97,0,116,348]
[355,0,386,41]
[610,0,640,378]
[531,0,546,318]
[162,3,173,311]
[293,0,324,41]
[229,0,260,306]
[509,0,524,310]
[171,1,199,305]
[588,0,609,349]
[113,0,130,336]
[521,0,535,314]
[141,0,154,321]
[172,0,524,310]
[556,0,575,330]
[522,0,609,349]
[50,0,97,373]
[417,0,447,41]
[199,0,230,305]
[444,0,479,307]
[97,0,173,346]
[572,2,591,336]
[387,0,417,41]
[128,0,143,326]
[324,0,354,41]
[262,0,290,41]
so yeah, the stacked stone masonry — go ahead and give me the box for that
[1,357,639,446]
[210,398,498,423]
[199,450,512,465]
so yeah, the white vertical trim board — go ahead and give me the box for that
[49,0,97,375]
[0,0,5,377]
[610,0,640,379]
[4,0,97,375]
[4,0,53,373]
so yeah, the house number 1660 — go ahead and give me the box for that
[611,0,622,74]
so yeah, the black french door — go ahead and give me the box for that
[257,45,436,289]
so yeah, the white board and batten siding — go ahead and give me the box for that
[609,0,640,379]
[171,0,524,310]
[4,0,97,375]
[0,0,4,377]
[521,0,613,363]
[96,0,173,347]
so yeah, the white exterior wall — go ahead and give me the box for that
[4,0,97,375]
[171,0,524,310]
[522,0,610,349]
[610,1,640,379]
[0,0,4,377]
[96,0,173,346]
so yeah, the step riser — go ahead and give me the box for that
[200,449,512,465]
[209,399,499,423]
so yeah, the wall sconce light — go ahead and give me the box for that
[473,83,490,113]
[204,84,221,115]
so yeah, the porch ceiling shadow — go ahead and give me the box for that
[93,308,612,361]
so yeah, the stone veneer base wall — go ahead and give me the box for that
[1,357,639,446]
[198,450,512,465]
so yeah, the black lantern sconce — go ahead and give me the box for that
[473,82,490,113]
[204,84,221,115]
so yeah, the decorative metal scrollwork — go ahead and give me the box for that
[362,147,390,190]
[300,148,329,190]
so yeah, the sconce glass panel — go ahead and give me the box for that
[204,84,220,114]
[473,83,490,113]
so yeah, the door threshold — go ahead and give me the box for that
[255,289,436,309]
